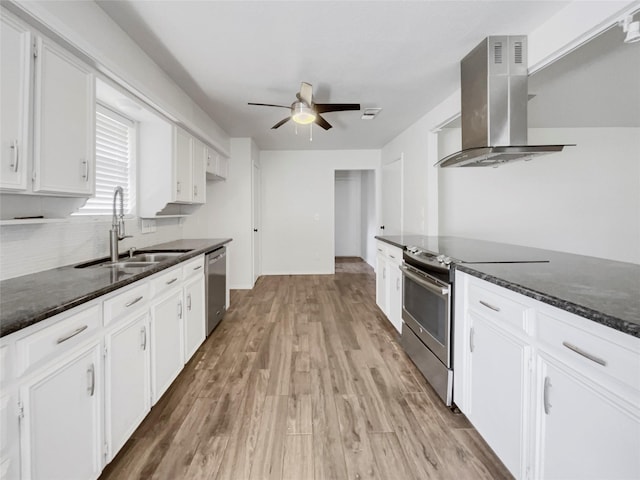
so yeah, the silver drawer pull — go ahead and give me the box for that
[125,296,144,307]
[140,326,147,351]
[193,265,202,271]
[479,300,501,312]
[562,341,607,367]
[166,277,178,285]
[56,325,88,344]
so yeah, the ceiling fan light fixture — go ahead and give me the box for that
[620,14,640,43]
[292,102,316,125]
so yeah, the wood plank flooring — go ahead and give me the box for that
[100,257,512,480]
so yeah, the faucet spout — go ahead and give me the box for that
[109,186,129,262]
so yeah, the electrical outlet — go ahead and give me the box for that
[140,219,156,234]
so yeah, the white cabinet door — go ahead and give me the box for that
[173,127,192,203]
[468,312,528,478]
[0,13,30,191]
[33,37,95,196]
[191,138,206,205]
[104,312,150,461]
[150,289,184,404]
[20,342,102,480]
[375,253,388,316]
[0,389,21,480]
[537,355,640,480]
[183,275,206,362]
[387,261,402,333]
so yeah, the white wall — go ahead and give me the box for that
[335,171,362,257]
[361,170,377,268]
[438,127,640,264]
[182,138,257,290]
[0,217,182,280]
[260,150,380,275]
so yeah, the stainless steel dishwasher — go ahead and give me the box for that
[206,246,226,335]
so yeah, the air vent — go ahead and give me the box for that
[514,41,523,64]
[494,42,503,64]
[361,108,382,120]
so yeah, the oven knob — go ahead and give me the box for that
[442,256,452,265]
[436,255,446,263]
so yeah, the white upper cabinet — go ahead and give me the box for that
[32,37,95,196]
[0,13,31,191]
[173,126,193,203]
[205,146,228,180]
[191,137,207,204]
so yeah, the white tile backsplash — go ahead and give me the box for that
[0,216,184,280]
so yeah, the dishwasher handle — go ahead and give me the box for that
[208,251,226,264]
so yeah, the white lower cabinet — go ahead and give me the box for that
[455,271,640,479]
[0,389,20,480]
[535,353,640,480]
[183,274,205,363]
[104,312,150,461]
[150,288,184,403]
[20,341,102,480]
[375,241,403,333]
[467,312,529,478]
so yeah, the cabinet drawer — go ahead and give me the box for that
[376,241,388,256]
[468,282,529,332]
[150,265,183,298]
[537,312,640,391]
[15,304,101,376]
[182,255,204,279]
[386,245,403,264]
[103,281,150,326]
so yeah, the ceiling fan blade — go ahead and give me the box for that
[314,103,361,114]
[314,114,332,130]
[271,117,291,129]
[248,102,291,109]
[296,82,313,106]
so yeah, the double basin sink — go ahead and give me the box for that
[75,251,189,272]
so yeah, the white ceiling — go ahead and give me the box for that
[96,1,572,150]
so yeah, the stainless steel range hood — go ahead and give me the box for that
[436,36,571,168]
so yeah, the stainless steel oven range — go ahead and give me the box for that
[401,247,456,406]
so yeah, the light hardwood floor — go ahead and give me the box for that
[100,257,512,480]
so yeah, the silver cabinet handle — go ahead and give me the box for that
[187,293,192,311]
[543,376,552,414]
[177,181,181,194]
[469,327,475,353]
[562,341,607,367]
[383,267,386,280]
[194,185,198,197]
[140,326,147,351]
[479,300,501,312]
[82,159,89,181]
[193,265,202,271]
[56,325,88,344]
[125,296,144,307]
[389,254,396,259]
[396,277,400,290]
[87,363,95,396]
[166,277,178,285]
[10,140,19,172]
[178,301,183,319]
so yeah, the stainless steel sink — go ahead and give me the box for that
[75,250,186,269]
[128,252,184,262]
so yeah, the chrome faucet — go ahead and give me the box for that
[109,186,132,262]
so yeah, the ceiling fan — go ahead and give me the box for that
[248,82,360,130]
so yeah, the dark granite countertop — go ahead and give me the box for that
[0,238,231,338]
[376,235,640,338]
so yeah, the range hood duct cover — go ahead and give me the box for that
[436,36,571,168]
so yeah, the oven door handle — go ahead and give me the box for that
[400,265,449,297]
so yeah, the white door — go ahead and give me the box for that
[537,356,640,479]
[150,289,184,403]
[375,253,388,315]
[468,313,528,478]
[105,313,150,461]
[33,37,95,196]
[252,162,261,285]
[173,127,192,203]
[381,156,402,234]
[183,275,206,362]
[21,342,102,480]
[191,138,206,204]
[0,13,30,191]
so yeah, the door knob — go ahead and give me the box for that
[380,225,385,230]
[253,229,258,232]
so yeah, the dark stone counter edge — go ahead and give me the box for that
[375,236,405,250]
[0,239,231,338]
[456,264,640,339]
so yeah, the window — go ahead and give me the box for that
[76,104,135,215]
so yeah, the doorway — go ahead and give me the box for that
[334,169,377,268]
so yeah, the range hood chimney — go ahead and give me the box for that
[436,36,571,168]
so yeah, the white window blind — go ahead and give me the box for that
[77,105,135,215]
